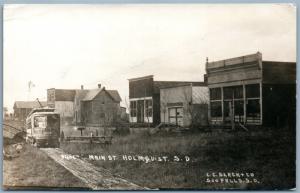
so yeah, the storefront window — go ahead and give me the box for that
[246,99,260,123]
[211,101,222,117]
[130,101,137,117]
[234,100,244,122]
[210,88,221,100]
[246,84,260,98]
[224,86,243,99]
[145,99,152,117]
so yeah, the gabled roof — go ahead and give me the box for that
[82,89,102,101]
[13,101,47,109]
[53,89,76,101]
[82,88,122,102]
[106,90,122,102]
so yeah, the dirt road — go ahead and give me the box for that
[40,148,147,190]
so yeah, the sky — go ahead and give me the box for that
[3,4,296,112]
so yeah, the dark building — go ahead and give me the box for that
[13,101,47,121]
[128,75,206,126]
[206,52,296,128]
[74,85,122,127]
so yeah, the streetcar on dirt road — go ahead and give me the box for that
[25,108,60,148]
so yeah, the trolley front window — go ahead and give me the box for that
[34,116,46,128]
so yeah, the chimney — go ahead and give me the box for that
[98,84,101,89]
[205,57,209,71]
[81,85,84,90]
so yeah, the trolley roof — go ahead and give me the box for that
[27,107,59,118]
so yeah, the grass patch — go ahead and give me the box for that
[3,144,89,190]
[61,129,295,190]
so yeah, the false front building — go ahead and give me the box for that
[47,88,76,125]
[128,75,205,126]
[160,83,209,127]
[206,52,296,128]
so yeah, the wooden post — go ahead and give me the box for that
[230,101,235,130]
[221,87,224,124]
[243,84,246,124]
[260,82,263,125]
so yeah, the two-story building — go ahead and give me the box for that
[73,85,122,127]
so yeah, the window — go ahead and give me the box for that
[130,101,137,117]
[245,84,260,123]
[210,88,221,100]
[246,84,260,98]
[223,101,230,117]
[34,116,46,128]
[210,101,222,117]
[224,86,243,99]
[234,100,244,122]
[145,99,152,117]
[210,87,222,119]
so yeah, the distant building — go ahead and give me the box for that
[120,107,129,121]
[47,88,76,125]
[128,75,206,126]
[13,101,47,121]
[206,52,296,128]
[73,84,122,127]
[3,107,8,120]
[160,83,208,127]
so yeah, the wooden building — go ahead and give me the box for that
[74,85,122,127]
[47,88,76,125]
[128,75,206,126]
[206,52,296,128]
[160,83,208,127]
[13,101,47,121]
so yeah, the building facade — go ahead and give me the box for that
[160,83,209,127]
[128,75,206,126]
[206,52,296,128]
[74,86,122,127]
[13,101,47,121]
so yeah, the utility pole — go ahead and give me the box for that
[36,98,43,108]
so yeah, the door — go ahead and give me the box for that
[137,100,144,123]
[168,107,184,126]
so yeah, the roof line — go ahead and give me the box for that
[159,82,207,89]
[128,75,154,82]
